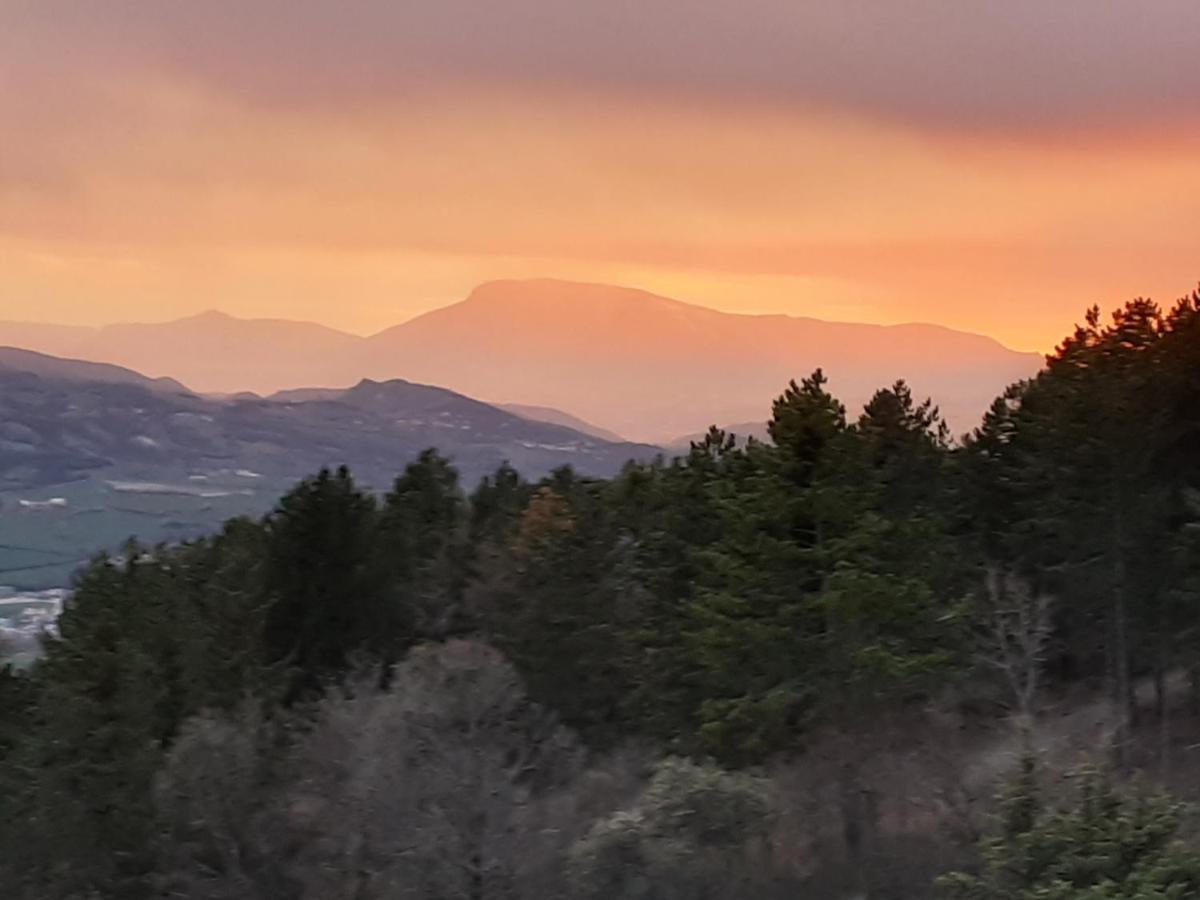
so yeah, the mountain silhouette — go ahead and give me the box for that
[0,346,190,395]
[0,279,1042,442]
[362,279,1041,441]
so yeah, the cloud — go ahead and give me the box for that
[2,1,1198,352]
[5,0,1200,130]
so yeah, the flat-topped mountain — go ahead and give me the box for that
[362,279,1041,440]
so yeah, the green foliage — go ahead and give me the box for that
[4,288,1200,896]
[940,759,1200,900]
[262,465,393,697]
[768,369,847,487]
[10,552,177,896]
[0,662,32,761]
[472,474,637,744]
[960,294,1200,738]
[379,449,469,636]
[682,374,964,762]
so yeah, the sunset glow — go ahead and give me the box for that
[3,2,1199,351]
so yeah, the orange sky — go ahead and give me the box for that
[3,2,1199,352]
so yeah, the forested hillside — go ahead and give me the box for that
[0,364,655,588]
[2,292,1199,899]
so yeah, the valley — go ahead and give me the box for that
[0,351,657,589]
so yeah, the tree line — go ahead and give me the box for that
[1,290,1199,898]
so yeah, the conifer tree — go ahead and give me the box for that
[379,449,468,637]
[261,466,389,699]
[941,761,1200,900]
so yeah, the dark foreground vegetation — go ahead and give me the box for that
[2,292,1200,898]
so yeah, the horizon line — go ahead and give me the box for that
[0,277,1048,355]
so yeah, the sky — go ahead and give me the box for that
[2,1,1199,351]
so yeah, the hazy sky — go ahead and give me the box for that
[3,1,1199,350]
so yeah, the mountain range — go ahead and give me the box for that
[0,345,190,394]
[0,348,655,589]
[0,278,1043,442]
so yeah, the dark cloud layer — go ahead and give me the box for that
[6,0,1200,129]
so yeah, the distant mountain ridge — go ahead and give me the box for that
[0,352,658,589]
[497,403,626,443]
[0,279,1043,441]
[359,279,1042,440]
[0,346,190,395]
[0,364,654,494]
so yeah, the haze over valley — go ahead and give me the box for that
[1,278,1040,443]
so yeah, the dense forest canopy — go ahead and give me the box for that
[2,291,1199,899]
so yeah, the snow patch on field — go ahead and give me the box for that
[17,498,68,510]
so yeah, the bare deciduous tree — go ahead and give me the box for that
[288,640,582,900]
[569,757,772,900]
[155,703,292,900]
[973,568,1053,733]
[158,641,583,900]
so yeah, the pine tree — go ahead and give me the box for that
[13,552,177,897]
[940,760,1200,900]
[684,376,962,762]
[261,466,390,699]
[478,476,633,745]
[379,449,468,637]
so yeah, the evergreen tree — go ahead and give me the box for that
[961,297,1200,762]
[13,552,176,897]
[261,466,390,699]
[941,760,1200,900]
[379,449,468,637]
[768,369,847,488]
[684,376,962,762]
[476,475,633,744]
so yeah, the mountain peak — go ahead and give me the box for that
[369,278,1041,441]
[463,278,692,312]
[347,376,415,391]
[0,279,1042,443]
[182,309,236,324]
